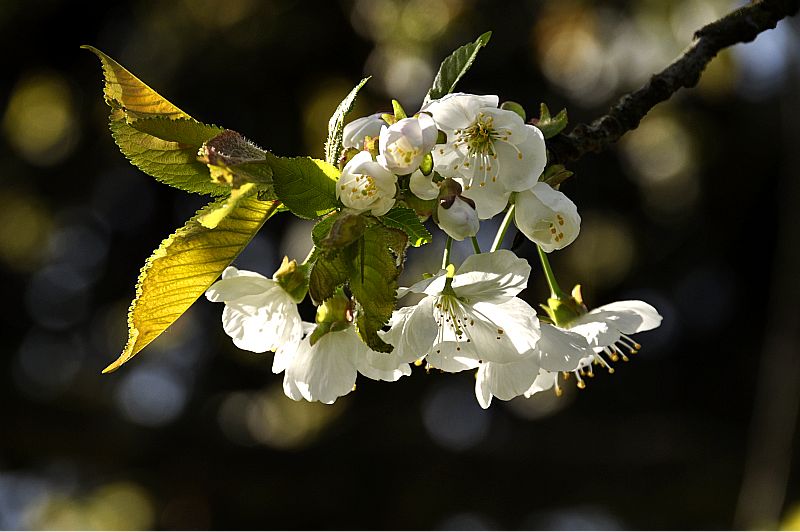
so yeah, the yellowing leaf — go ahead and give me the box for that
[104,197,280,373]
[81,45,187,121]
[83,46,231,196]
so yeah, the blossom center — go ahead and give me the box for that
[431,294,505,358]
[447,112,523,189]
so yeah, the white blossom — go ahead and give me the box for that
[525,299,663,397]
[424,93,547,219]
[283,325,411,404]
[336,150,397,216]
[205,266,303,373]
[381,250,541,371]
[377,113,438,175]
[514,182,581,252]
[342,112,384,150]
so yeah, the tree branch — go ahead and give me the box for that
[547,0,800,165]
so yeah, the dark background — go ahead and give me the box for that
[1,0,799,529]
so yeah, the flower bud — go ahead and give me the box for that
[377,113,438,175]
[343,113,385,150]
[514,182,580,252]
[437,196,479,241]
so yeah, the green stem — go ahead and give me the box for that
[490,204,515,252]
[470,236,482,254]
[441,236,453,270]
[537,245,566,300]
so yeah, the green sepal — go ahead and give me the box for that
[500,101,526,121]
[540,164,574,187]
[310,290,352,346]
[424,31,492,104]
[392,99,407,120]
[533,103,569,139]
[274,256,310,304]
[541,297,585,328]
[419,153,434,176]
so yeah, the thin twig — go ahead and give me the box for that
[547,0,800,165]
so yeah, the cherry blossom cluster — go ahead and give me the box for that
[206,93,662,408]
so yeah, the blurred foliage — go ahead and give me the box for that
[1,0,799,529]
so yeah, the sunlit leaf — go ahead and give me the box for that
[424,31,492,104]
[381,207,432,247]
[109,119,228,196]
[325,77,370,165]
[268,154,340,219]
[83,46,231,196]
[104,197,280,373]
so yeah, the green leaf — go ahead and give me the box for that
[534,103,569,139]
[349,225,407,352]
[309,252,350,305]
[110,119,229,196]
[325,77,370,166]
[312,212,341,246]
[103,197,280,373]
[268,154,340,219]
[424,31,492,104]
[381,207,432,247]
[197,183,257,229]
[83,46,231,196]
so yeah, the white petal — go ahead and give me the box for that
[357,350,412,382]
[589,300,663,334]
[469,299,540,358]
[494,124,546,192]
[461,177,511,219]
[409,170,440,200]
[342,113,384,149]
[425,342,480,372]
[475,355,541,408]
[462,303,528,363]
[451,250,531,303]
[205,268,277,302]
[524,369,557,398]
[568,319,620,350]
[402,297,439,361]
[423,93,499,131]
[535,323,592,371]
[402,271,448,298]
[283,329,358,404]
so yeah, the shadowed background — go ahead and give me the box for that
[1,0,799,529]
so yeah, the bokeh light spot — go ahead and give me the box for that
[2,72,79,166]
